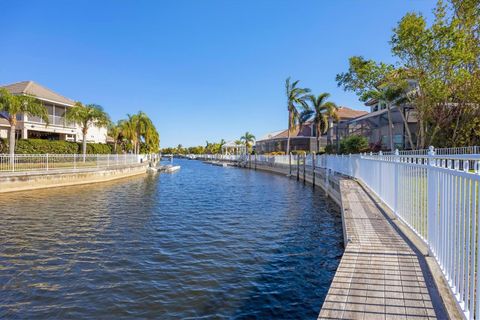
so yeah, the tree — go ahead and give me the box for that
[108,121,122,153]
[390,0,480,148]
[119,112,159,154]
[285,77,311,154]
[336,57,414,151]
[66,102,110,159]
[240,132,255,154]
[0,88,49,156]
[300,93,338,152]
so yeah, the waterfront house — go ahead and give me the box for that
[336,100,417,150]
[256,106,367,154]
[0,81,107,143]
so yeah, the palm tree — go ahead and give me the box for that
[119,115,138,154]
[66,102,110,159]
[108,122,122,153]
[300,93,338,152]
[370,83,407,151]
[285,77,310,154]
[240,131,255,154]
[0,88,49,157]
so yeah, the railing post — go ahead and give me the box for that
[312,152,316,189]
[107,154,110,168]
[393,149,399,216]
[427,146,436,256]
[303,153,306,184]
[289,152,292,176]
[296,154,300,181]
[74,154,76,170]
[46,153,49,171]
[254,154,257,170]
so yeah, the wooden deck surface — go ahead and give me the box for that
[318,179,447,320]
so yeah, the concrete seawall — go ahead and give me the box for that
[0,164,148,193]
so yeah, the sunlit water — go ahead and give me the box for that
[0,159,343,319]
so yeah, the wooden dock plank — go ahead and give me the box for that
[318,179,446,320]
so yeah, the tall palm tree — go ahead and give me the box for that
[370,83,407,151]
[285,77,310,154]
[240,131,255,154]
[66,102,110,159]
[0,88,48,156]
[300,93,338,152]
[108,121,122,153]
[119,115,138,154]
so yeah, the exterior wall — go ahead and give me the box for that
[76,124,107,144]
[0,127,8,139]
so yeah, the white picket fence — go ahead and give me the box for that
[0,154,148,173]
[194,148,480,319]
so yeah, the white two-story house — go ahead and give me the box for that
[0,81,107,144]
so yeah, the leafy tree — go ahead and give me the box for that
[66,102,110,159]
[0,88,48,156]
[336,57,413,151]
[390,0,480,147]
[285,77,310,154]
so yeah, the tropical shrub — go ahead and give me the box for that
[339,135,369,154]
[0,138,112,154]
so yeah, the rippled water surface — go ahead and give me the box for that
[0,159,343,319]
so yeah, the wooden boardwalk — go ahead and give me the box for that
[318,179,447,320]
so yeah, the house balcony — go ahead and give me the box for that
[24,114,76,128]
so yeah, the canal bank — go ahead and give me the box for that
[0,163,148,193]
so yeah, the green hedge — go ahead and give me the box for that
[0,138,112,154]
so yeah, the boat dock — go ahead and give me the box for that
[318,179,448,319]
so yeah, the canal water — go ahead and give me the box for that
[0,159,343,319]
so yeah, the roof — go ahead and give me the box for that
[0,117,10,127]
[0,81,75,106]
[336,106,368,119]
[222,140,245,148]
[257,129,286,141]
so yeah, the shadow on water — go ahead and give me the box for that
[0,159,344,319]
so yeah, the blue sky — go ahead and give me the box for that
[1,1,436,147]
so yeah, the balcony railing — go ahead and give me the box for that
[27,115,76,128]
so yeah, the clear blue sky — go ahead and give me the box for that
[1,1,436,147]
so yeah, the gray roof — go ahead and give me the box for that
[0,81,75,106]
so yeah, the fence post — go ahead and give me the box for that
[74,154,77,170]
[46,153,49,171]
[289,153,292,176]
[296,154,300,181]
[303,153,306,184]
[312,152,316,189]
[107,154,110,168]
[427,146,436,256]
[254,153,257,171]
[394,149,399,216]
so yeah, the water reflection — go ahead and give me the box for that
[0,160,343,319]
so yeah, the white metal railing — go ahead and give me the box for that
[243,149,480,320]
[0,154,148,173]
